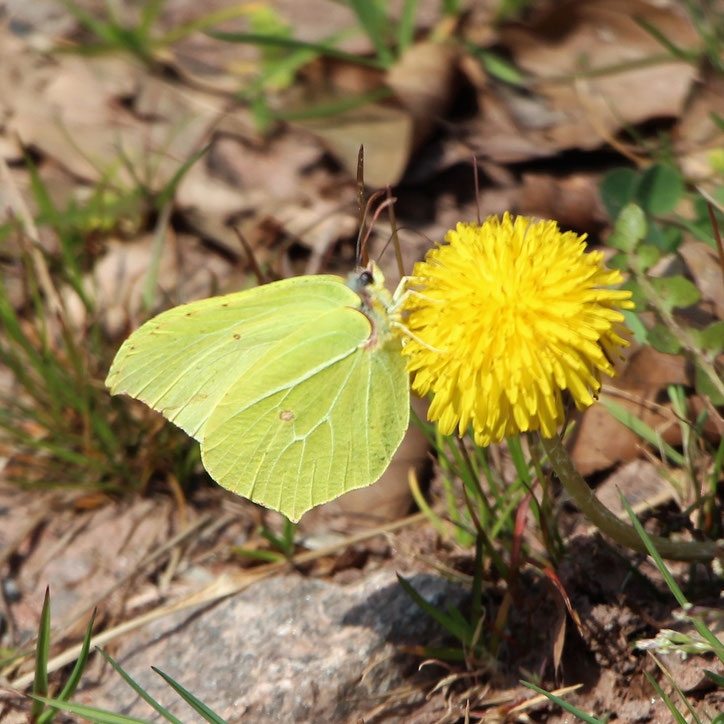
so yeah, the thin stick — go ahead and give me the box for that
[232,226,267,285]
[472,155,481,225]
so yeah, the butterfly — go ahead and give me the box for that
[106,263,410,521]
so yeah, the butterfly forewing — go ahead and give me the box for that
[106,276,355,439]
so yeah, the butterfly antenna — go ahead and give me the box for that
[472,154,481,226]
[355,145,367,265]
[385,186,405,278]
[357,189,386,267]
[233,225,267,285]
[360,195,397,269]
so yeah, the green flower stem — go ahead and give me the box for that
[540,434,721,563]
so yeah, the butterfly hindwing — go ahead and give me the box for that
[201,304,409,521]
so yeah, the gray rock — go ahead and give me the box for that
[86,569,468,723]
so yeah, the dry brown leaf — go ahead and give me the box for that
[291,38,459,187]
[386,40,459,147]
[2,52,143,181]
[271,198,357,275]
[463,91,560,164]
[678,239,724,320]
[593,459,678,521]
[520,172,607,232]
[293,101,414,187]
[550,578,567,678]
[63,234,233,336]
[616,344,691,391]
[2,46,240,191]
[570,346,690,475]
[471,0,699,159]
[676,75,724,180]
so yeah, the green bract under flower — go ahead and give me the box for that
[401,212,634,445]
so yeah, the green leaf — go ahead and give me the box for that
[650,276,701,311]
[599,168,640,219]
[139,0,165,39]
[608,203,646,252]
[673,210,717,250]
[636,163,684,215]
[635,244,661,270]
[695,363,724,405]
[607,252,628,270]
[275,86,392,121]
[645,220,681,253]
[693,320,724,356]
[155,144,210,210]
[647,323,682,355]
[621,279,647,310]
[634,16,699,63]
[622,310,649,344]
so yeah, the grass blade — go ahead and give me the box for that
[397,0,420,53]
[152,667,228,724]
[31,588,52,720]
[208,31,386,69]
[634,16,699,63]
[345,0,394,66]
[705,669,724,687]
[643,672,687,723]
[599,395,685,466]
[37,610,98,724]
[396,574,471,644]
[648,652,701,724]
[520,681,604,724]
[139,0,165,40]
[620,493,724,666]
[96,649,184,724]
[29,696,156,724]
[276,87,392,121]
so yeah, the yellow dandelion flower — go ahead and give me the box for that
[401,212,634,446]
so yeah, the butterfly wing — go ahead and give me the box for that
[201,304,409,521]
[105,276,353,440]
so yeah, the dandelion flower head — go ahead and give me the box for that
[401,212,634,445]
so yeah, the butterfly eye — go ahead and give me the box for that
[358,270,374,287]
